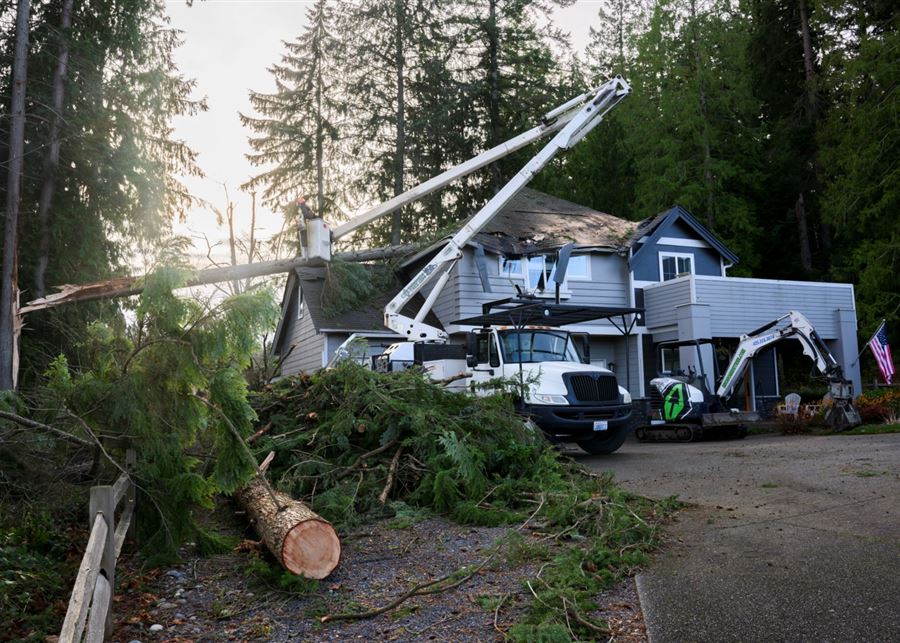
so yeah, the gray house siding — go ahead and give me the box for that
[694,277,854,338]
[643,277,692,334]
[278,291,325,375]
[643,276,855,339]
[439,248,631,332]
[642,275,861,398]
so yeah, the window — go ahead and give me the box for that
[499,330,581,363]
[476,332,500,367]
[500,253,589,295]
[296,289,305,320]
[659,252,693,281]
[660,347,681,374]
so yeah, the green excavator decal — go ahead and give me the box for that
[663,384,687,420]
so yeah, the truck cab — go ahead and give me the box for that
[465,327,633,454]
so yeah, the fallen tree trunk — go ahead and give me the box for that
[234,477,341,579]
[21,245,416,315]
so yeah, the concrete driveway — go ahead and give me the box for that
[583,432,900,643]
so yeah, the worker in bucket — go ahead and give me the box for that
[292,196,316,257]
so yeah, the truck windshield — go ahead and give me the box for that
[499,330,581,363]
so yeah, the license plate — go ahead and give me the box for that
[593,420,608,432]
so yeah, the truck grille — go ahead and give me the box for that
[649,386,664,411]
[567,374,620,403]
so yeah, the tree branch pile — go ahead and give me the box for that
[249,364,674,637]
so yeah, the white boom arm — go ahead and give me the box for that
[384,77,632,342]
[716,310,842,400]
[330,85,616,242]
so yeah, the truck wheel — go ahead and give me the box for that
[577,427,629,455]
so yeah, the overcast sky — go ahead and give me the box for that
[165,0,600,261]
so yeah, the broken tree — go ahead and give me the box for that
[234,477,341,579]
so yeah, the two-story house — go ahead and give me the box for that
[272,189,861,413]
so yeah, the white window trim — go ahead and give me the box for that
[498,254,590,290]
[563,254,591,281]
[659,251,695,282]
[657,236,711,249]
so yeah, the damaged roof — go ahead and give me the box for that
[472,188,639,255]
[272,266,443,353]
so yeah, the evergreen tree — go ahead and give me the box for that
[241,0,346,221]
[612,0,764,268]
[531,1,646,218]
[819,1,898,330]
[455,0,576,194]
[748,0,829,277]
[1,0,206,382]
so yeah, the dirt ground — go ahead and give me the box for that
[111,509,648,642]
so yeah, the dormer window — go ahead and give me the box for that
[659,252,693,281]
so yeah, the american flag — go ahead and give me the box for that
[869,321,895,384]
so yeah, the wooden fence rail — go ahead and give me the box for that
[59,450,135,643]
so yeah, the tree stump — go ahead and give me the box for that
[234,478,341,579]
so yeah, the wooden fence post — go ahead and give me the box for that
[89,485,115,636]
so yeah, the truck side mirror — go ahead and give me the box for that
[466,332,478,367]
[571,332,590,364]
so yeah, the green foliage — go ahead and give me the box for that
[252,364,676,635]
[14,0,207,383]
[320,260,395,319]
[0,510,80,642]
[242,0,348,223]
[253,363,548,527]
[38,268,279,558]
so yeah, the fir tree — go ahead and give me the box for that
[819,1,898,330]
[617,0,764,269]
[241,0,346,221]
[1,0,206,383]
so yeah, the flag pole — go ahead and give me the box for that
[850,319,885,368]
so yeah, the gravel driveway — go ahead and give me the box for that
[582,432,900,643]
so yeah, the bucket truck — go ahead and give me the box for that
[323,77,640,454]
[637,310,862,442]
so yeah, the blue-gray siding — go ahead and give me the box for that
[278,295,325,375]
[642,277,692,331]
[694,277,854,338]
[432,248,631,331]
[644,276,855,339]
[632,217,723,281]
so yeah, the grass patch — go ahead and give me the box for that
[760,482,780,488]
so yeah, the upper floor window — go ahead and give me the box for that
[296,289,306,320]
[659,252,693,281]
[500,254,590,295]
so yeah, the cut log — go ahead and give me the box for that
[234,477,340,579]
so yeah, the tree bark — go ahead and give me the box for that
[0,0,31,391]
[34,0,74,300]
[391,0,407,247]
[796,0,826,266]
[234,477,341,579]
[690,0,716,229]
[795,193,812,272]
[486,0,501,191]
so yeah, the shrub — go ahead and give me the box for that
[856,388,900,423]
